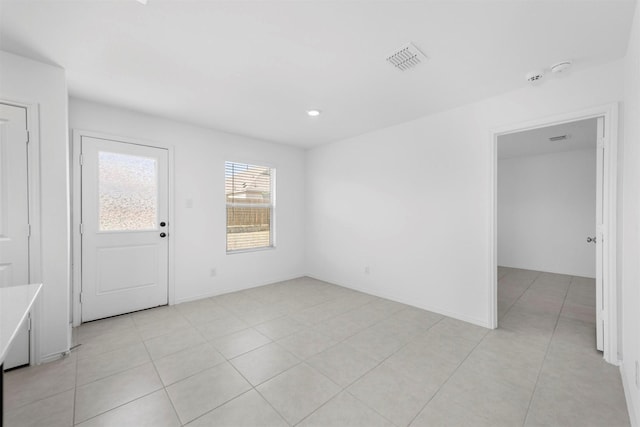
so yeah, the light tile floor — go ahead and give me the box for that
[3,270,630,426]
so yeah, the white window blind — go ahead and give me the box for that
[225,161,275,252]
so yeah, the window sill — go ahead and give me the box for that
[226,245,276,255]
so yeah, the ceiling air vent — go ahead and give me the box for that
[386,42,428,71]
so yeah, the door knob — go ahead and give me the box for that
[587,236,596,243]
[160,232,167,238]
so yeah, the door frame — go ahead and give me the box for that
[489,102,619,364]
[71,129,175,327]
[1,99,43,366]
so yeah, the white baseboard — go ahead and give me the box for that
[621,364,639,427]
[39,350,67,365]
[497,263,596,280]
[305,273,491,329]
[174,273,305,305]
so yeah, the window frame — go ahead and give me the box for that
[225,161,276,254]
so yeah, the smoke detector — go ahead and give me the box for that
[551,61,572,74]
[525,70,545,84]
[386,42,428,71]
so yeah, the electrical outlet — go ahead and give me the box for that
[364,266,370,275]
[210,268,217,277]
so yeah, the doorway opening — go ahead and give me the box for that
[490,104,618,364]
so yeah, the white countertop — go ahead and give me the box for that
[0,283,42,365]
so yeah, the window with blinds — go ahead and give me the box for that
[225,161,275,252]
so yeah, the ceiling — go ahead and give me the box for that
[497,118,597,159]
[0,1,635,148]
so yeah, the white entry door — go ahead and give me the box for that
[595,116,605,351]
[0,103,31,369]
[81,136,169,322]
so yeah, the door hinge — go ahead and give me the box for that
[79,154,83,166]
[80,223,84,234]
[27,223,31,237]
[25,130,30,144]
[27,315,32,331]
[79,292,83,303]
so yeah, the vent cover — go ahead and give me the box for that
[386,43,428,71]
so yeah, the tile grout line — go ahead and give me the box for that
[73,299,315,425]
[3,352,81,423]
[246,364,299,427]
[72,351,79,426]
[405,269,544,427]
[226,335,304,425]
[260,305,423,426]
[146,314,298,425]
[278,296,442,424]
[2,357,77,415]
[147,310,215,426]
[404,326,491,427]
[322,316,449,427]
[499,270,542,321]
[74,389,165,426]
[72,336,169,426]
[219,296,384,427]
[225,299,441,426]
[136,308,243,426]
[521,274,574,427]
[143,339,183,426]
[296,325,428,427]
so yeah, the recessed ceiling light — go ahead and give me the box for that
[307,110,321,117]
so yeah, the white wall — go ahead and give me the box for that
[69,98,306,304]
[0,51,71,361]
[497,149,596,278]
[620,2,640,424]
[306,60,624,327]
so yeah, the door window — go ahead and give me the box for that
[98,151,158,231]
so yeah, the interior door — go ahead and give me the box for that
[81,136,169,322]
[0,103,31,369]
[595,116,605,352]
